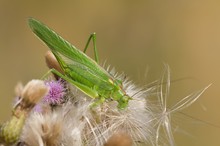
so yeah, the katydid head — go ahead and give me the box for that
[117,95,132,110]
[112,81,132,109]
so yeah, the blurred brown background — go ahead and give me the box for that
[0,0,219,145]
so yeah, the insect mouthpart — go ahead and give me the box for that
[116,95,131,110]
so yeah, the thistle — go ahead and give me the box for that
[0,80,49,145]
[0,113,25,144]
[0,18,210,146]
[43,79,65,105]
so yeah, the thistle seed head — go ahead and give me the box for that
[21,80,49,109]
[104,132,132,146]
[45,51,64,74]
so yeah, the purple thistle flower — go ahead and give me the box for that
[33,104,43,113]
[43,79,65,105]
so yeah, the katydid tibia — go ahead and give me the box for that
[28,18,131,109]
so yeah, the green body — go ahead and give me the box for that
[28,18,131,109]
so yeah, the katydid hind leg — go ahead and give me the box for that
[50,69,99,98]
[50,69,105,108]
[83,33,99,64]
